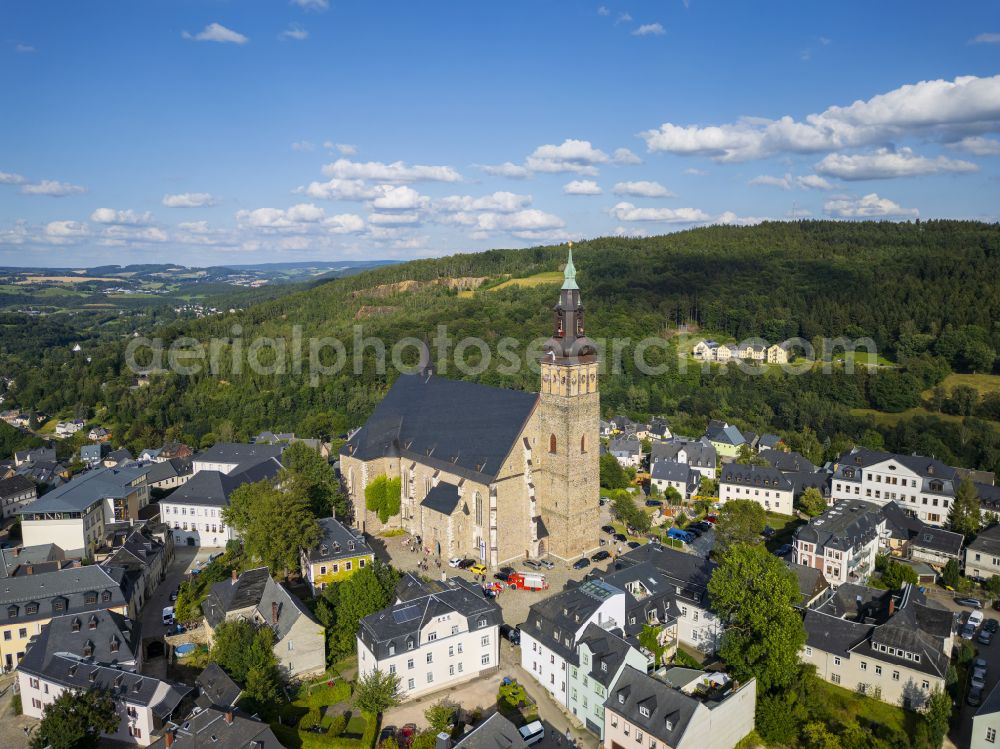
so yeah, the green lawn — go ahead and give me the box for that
[765,512,805,549]
[829,350,894,367]
[811,678,914,737]
[925,372,1000,397]
[851,406,1000,429]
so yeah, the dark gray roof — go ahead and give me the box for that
[977,680,1000,718]
[0,475,34,499]
[153,708,283,749]
[968,524,1000,556]
[786,470,831,498]
[615,544,717,604]
[804,609,871,656]
[833,448,958,496]
[305,517,374,563]
[880,501,925,541]
[20,466,146,515]
[909,526,963,557]
[720,464,792,491]
[784,561,830,608]
[758,434,783,450]
[203,567,317,640]
[15,447,55,463]
[0,563,128,625]
[165,458,281,508]
[359,577,502,660]
[793,499,883,553]
[706,422,745,447]
[650,439,716,470]
[597,561,684,636]
[976,482,1000,511]
[650,460,692,484]
[101,528,167,574]
[453,713,528,749]
[759,449,818,474]
[604,666,700,744]
[609,438,641,455]
[577,623,643,688]
[522,579,624,662]
[341,372,538,483]
[106,447,134,463]
[195,442,284,470]
[145,457,193,484]
[0,543,65,578]
[195,663,242,709]
[421,482,461,516]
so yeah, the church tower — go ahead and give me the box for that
[536,246,601,560]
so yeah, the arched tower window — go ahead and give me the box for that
[474,492,482,526]
[549,434,557,454]
[581,435,586,453]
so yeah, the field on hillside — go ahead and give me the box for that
[928,373,1000,396]
[458,270,562,297]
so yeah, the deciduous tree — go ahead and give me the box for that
[798,487,827,517]
[714,499,766,555]
[355,669,402,716]
[30,688,120,749]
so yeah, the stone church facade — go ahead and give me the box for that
[340,250,601,567]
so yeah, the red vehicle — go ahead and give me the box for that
[507,572,549,591]
[705,514,718,524]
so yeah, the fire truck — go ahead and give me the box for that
[507,572,549,591]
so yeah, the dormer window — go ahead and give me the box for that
[101,590,112,603]
[110,637,120,653]
[665,720,674,731]
[639,706,650,718]
[7,605,17,619]
[26,602,39,616]
[618,694,625,704]
[89,615,98,630]
[601,662,608,672]
[53,598,66,612]
[85,592,98,605]
[83,640,94,658]
[71,618,81,632]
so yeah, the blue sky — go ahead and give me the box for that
[1,0,999,267]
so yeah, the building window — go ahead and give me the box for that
[408,678,415,690]
[427,673,433,684]
[481,635,490,647]
[892,671,900,681]
[481,654,490,665]
[831,674,840,684]
[833,657,841,666]
[427,633,437,642]
[581,436,586,453]
[875,665,882,676]
[549,434,557,454]
[987,727,996,743]
[805,647,812,656]
[407,659,414,669]
[426,653,433,664]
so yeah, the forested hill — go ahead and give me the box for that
[6,220,1000,474]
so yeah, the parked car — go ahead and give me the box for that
[970,610,985,628]
[645,499,662,507]
[523,559,542,570]
[591,550,611,562]
[539,559,555,570]
[500,624,521,645]
[518,721,545,747]
[969,685,984,707]
[613,533,627,543]
[691,522,711,532]
[774,544,793,557]
[448,557,464,568]
[162,606,175,626]
[958,598,984,608]
[979,630,993,646]
[169,588,179,603]
[573,558,591,570]
[667,527,694,544]
[761,526,776,539]
[379,727,397,746]
[627,541,641,549]
[962,623,977,640]
[498,566,515,577]
[685,527,702,538]
[986,619,999,634]
[972,671,987,691]
[601,525,615,534]
[469,563,488,576]
[705,514,718,524]
[458,559,476,569]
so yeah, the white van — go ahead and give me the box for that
[162,606,175,626]
[969,610,984,628]
[518,721,545,747]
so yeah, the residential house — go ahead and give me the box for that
[649,418,672,442]
[603,666,757,749]
[792,500,885,587]
[757,433,783,451]
[972,681,1000,749]
[54,419,85,437]
[691,340,719,360]
[704,421,744,460]
[104,447,136,467]
[193,663,242,710]
[100,527,171,617]
[879,502,963,568]
[611,416,638,435]
[759,449,818,474]
[977,482,1000,518]
[520,579,627,707]
[964,524,1000,581]
[649,439,717,480]
[719,464,794,515]
[15,459,69,488]
[609,438,642,469]
[357,576,501,700]
[830,448,957,526]
[202,567,325,678]
[766,342,790,364]
[786,470,833,506]
[150,707,283,749]
[568,624,652,738]
[650,461,699,502]
[801,583,953,710]
[88,426,111,442]
[160,446,283,548]
[144,457,193,491]
[14,447,56,466]
[18,466,150,556]
[301,516,375,595]
[784,560,832,610]
[17,611,190,746]
[80,442,111,466]
[0,475,36,520]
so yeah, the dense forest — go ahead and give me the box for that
[3,219,1000,473]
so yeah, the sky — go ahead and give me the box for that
[1,0,999,267]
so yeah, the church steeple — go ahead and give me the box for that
[542,244,597,362]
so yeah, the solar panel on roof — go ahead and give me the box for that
[392,605,422,624]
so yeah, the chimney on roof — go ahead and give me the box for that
[231,569,238,584]
[271,601,279,625]
[888,596,896,617]
[164,731,175,748]
[12,547,19,557]
[25,565,32,575]
[225,710,234,725]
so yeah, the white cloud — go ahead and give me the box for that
[815,147,978,180]
[612,147,642,165]
[368,212,421,225]
[616,12,632,24]
[640,74,1000,162]
[291,141,315,152]
[970,33,1000,44]
[279,23,309,41]
[21,180,85,197]
[611,202,710,223]
[632,23,665,36]
[947,136,1000,156]
[182,23,249,44]
[824,193,919,218]
[478,162,532,179]
[796,174,834,190]
[14,44,34,53]
[162,192,217,208]
[435,192,532,213]
[236,203,365,234]
[597,6,610,15]
[90,208,153,225]
[324,214,366,233]
[612,180,674,197]
[328,143,357,155]
[684,167,708,176]
[0,172,26,185]
[748,174,792,189]
[526,139,609,175]
[291,0,329,10]
[371,185,429,210]
[563,180,602,195]
[322,158,462,183]
[296,178,378,201]
[442,208,565,234]
[613,226,649,237]
[715,211,769,226]
[44,220,89,242]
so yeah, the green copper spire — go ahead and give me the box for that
[561,244,579,290]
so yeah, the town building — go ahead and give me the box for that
[649,461,699,502]
[608,438,642,468]
[300,516,375,595]
[81,443,111,466]
[801,583,952,710]
[879,502,963,568]
[14,447,56,467]
[151,707,283,749]
[650,439,717,480]
[766,343,790,364]
[357,576,501,700]
[340,250,601,566]
[964,524,1000,581]
[603,666,757,749]
[830,448,957,526]
[704,421,745,460]
[758,449,818,474]
[972,681,1000,749]
[99,527,172,617]
[792,500,885,587]
[202,567,325,678]
[18,466,150,556]
[0,474,36,520]
[719,464,794,515]
[17,610,190,745]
